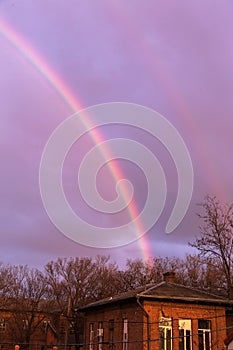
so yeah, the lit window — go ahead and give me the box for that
[123,319,128,350]
[179,319,192,350]
[98,321,104,350]
[89,323,94,350]
[23,319,29,330]
[0,319,6,333]
[159,317,172,350]
[198,319,211,350]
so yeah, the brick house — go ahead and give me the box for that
[0,297,85,350]
[79,272,232,350]
[0,305,59,350]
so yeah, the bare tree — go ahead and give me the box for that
[120,253,226,296]
[4,265,50,348]
[120,258,160,290]
[44,256,120,347]
[173,254,225,295]
[189,195,233,298]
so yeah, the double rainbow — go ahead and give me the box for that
[0,18,151,260]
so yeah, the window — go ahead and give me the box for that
[198,320,211,350]
[98,321,104,350]
[179,319,191,350]
[109,320,114,346]
[0,319,6,333]
[159,317,172,350]
[89,323,94,350]
[22,319,29,330]
[123,319,128,350]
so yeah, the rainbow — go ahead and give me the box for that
[104,2,225,201]
[0,18,152,260]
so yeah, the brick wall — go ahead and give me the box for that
[0,310,58,350]
[144,300,226,350]
[82,299,227,350]
[82,299,144,350]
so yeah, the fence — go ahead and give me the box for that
[0,344,83,350]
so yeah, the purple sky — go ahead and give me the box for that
[1,0,233,268]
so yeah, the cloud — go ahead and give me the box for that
[0,0,233,267]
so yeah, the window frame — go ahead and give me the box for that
[0,318,6,333]
[159,317,172,350]
[109,319,114,346]
[89,323,94,350]
[179,319,192,350]
[123,318,128,350]
[198,319,211,350]
[98,321,104,350]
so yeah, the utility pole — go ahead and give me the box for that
[65,296,71,350]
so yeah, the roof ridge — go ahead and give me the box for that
[137,281,166,296]
[78,280,230,311]
[165,281,229,300]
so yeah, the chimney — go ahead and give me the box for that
[163,271,176,283]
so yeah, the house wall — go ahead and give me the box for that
[0,310,58,350]
[226,311,233,336]
[82,300,145,350]
[83,300,227,350]
[143,300,226,350]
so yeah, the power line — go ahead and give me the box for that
[85,311,228,326]
[68,324,233,348]
[79,318,233,348]
[1,325,233,349]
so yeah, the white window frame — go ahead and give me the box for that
[159,317,172,350]
[98,321,104,350]
[179,319,192,350]
[89,323,94,350]
[198,319,211,350]
[123,319,128,350]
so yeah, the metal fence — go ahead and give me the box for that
[0,344,84,350]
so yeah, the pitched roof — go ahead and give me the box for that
[78,284,153,310]
[78,281,231,311]
[138,281,230,303]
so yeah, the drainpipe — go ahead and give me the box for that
[137,296,151,350]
